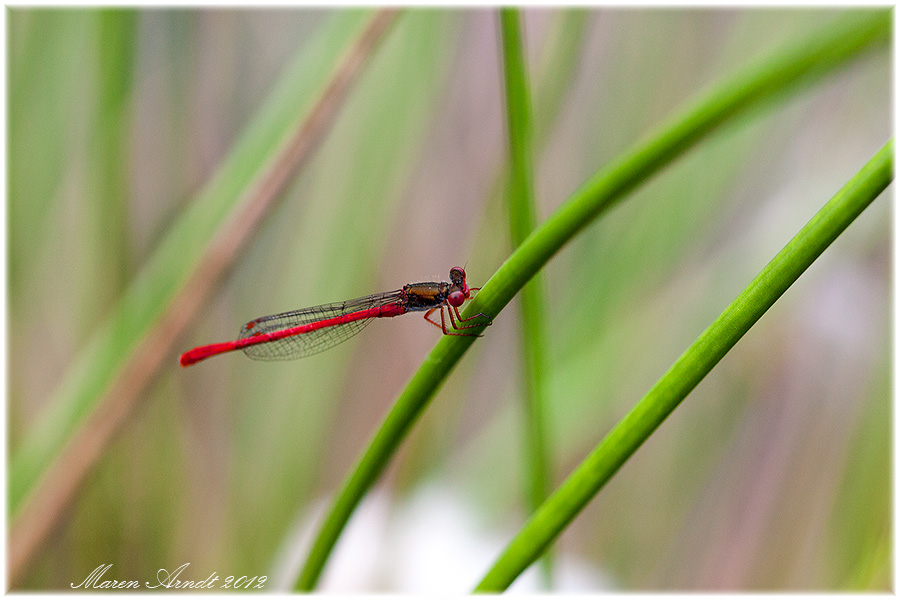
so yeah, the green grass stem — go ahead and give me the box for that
[475,139,893,592]
[293,12,888,590]
[499,8,555,586]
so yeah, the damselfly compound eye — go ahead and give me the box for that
[448,290,466,307]
[449,267,466,285]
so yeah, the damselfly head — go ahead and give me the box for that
[448,266,470,302]
[449,266,466,286]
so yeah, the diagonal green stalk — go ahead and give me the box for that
[475,139,894,592]
[499,8,555,587]
[293,12,889,590]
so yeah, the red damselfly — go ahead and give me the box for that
[179,267,491,367]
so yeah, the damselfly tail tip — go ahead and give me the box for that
[179,340,240,367]
[179,351,196,368]
[179,346,210,367]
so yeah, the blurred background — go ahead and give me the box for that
[7,8,891,592]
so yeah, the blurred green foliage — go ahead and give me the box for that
[8,8,890,591]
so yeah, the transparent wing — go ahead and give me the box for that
[239,290,403,361]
